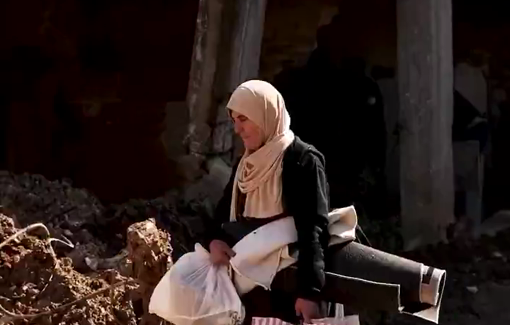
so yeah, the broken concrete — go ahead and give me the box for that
[479,210,510,237]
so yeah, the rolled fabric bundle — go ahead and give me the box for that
[272,241,446,324]
[220,205,446,323]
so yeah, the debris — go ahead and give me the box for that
[0,278,135,323]
[466,286,479,294]
[0,173,107,271]
[0,172,207,267]
[0,213,140,324]
[0,172,208,324]
[85,250,130,273]
[491,251,504,259]
[126,219,172,325]
[0,173,103,230]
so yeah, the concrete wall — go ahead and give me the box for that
[0,0,198,203]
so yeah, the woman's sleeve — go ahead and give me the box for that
[293,152,330,301]
[201,160,238,249]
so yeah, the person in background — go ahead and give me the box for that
[203,80,330,325]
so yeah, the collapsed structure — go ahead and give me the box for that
[0,172,198,325]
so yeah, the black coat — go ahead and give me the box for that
[204,136,330,301]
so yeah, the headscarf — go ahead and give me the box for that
[227,80,295,220]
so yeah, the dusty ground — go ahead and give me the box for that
[375,229,510,325]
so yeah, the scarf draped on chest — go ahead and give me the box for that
[227,80,295,221]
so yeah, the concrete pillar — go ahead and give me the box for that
[219,0,269,159]
[181,0,268,207]
[186,0,268,168]
[186,0,225,162]
[227,0,268,90]
[397,0,455,250]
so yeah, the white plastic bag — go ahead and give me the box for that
[149,243,245,325]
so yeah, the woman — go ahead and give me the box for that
[203,80,330,324]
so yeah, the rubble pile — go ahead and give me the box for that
[0,172,108,271]
[0,213,135,324]
[0,172,103,231]
[102,194,206,260]
[0,172,209,269]
[0,171,209,324]
[0,213,173,325]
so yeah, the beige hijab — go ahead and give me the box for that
[227,80,295,221]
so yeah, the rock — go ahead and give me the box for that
[126,219,172,285]
[176,154,207,182]
[466,286,479,294]
[480,210,510,237]
[206,156,233,190]
[492,251,504,259]
[180,156,232,221]
[126,219,172,325]
[85,249,130,274]
[66,241,107,273]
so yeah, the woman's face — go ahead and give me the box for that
[231,110,264,151]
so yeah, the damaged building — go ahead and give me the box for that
[1,0,510,251]
[2,1,510,325]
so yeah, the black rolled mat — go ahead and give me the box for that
[272,241,446,324]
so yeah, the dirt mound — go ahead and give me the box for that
[0,214,171,325]
[0,171,212,324]
[0,172,103,231]
[0,172,209,265]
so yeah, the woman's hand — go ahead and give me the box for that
[295,298,320,323]
[209,240,236,265]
